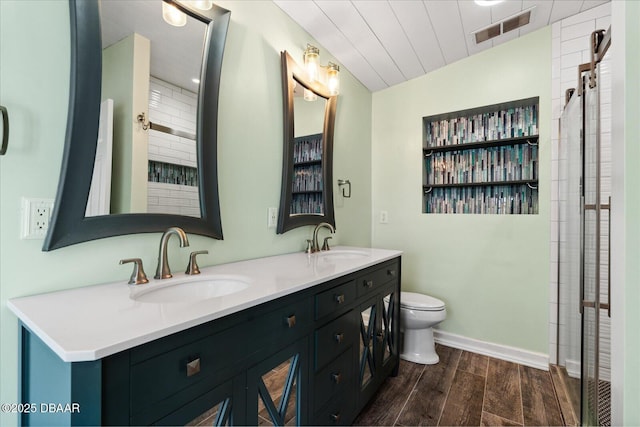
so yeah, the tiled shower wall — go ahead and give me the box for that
[550,2,611,377]
[147,76,200,217]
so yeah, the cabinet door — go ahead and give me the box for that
[246,337,309,426]
[378,283,400,376]
[157,378,240,426]
[357,282,400,408]
[358,296,379,404]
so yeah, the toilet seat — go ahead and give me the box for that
[401,291,445,311]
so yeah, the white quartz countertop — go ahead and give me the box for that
[8,246,401,363]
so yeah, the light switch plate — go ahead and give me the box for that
[267,207,278,228]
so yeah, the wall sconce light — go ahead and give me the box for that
[162,1,187,27]
[327,62,340,96]
[303,44,340,97]
[303,44,320,82]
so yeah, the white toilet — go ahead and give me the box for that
[399,291,446,365]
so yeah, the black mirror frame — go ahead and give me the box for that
[277,51,337,234]
[43,0,230,251]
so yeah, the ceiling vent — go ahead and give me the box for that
[473,7,534,44]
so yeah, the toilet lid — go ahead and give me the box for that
[400,291,445,311]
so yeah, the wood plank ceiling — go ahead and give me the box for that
[274,0,610,92]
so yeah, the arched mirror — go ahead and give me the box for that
[277,51,337,233]
[43,0,230,251]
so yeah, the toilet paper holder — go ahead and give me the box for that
[337,179,351,198]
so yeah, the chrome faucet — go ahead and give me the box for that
[311,222,335,253]
[155,227,190,279]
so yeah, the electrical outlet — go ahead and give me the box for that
[267,207,278,228]
[380,210,388,224]
[21,198,54,239]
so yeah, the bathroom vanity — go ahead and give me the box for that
[9,247,401,425]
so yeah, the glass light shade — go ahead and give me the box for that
[303,88,317,102]
[303,44,320,82]
[189,0,213,10]
[327,62,340,96]
[162,2,187,27]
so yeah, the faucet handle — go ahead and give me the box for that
[186,250,208,275]
[120,258,149,285]
[322,236,333,251]
[305,239,313,254]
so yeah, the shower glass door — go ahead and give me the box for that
[558,89,582,418]
[582,70,600,426]
[581,54,612,426]
[558,29,611,427]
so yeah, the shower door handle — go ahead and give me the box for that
[0,105,8,155]
[605,197,611,317]
[580,196,585,314]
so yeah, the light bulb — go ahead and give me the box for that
[162,2,187,27]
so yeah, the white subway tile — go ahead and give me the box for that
[561,37,588,56]
[561,20,596,41]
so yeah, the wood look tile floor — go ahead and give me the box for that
[354,345,566,427]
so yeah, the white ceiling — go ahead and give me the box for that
[274,0,610,92]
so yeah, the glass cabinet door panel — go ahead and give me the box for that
[187,399,232,427]
[247,338,308,426]
[258,357,299,426]
[381,291,396,364]
[359,305,376,388]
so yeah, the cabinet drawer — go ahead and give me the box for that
[314,310,357,370]
[251,296,313,351]
[130,326,243,415]
[356,261,399,298]
[315,280,356,320]
[312,389,355,426]
[314,348,353,408]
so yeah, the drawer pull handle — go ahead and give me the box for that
[334,294,345,304]
[331,372,342,384]
[331,412,341,423]
[388,269,396,277]
[364,280,373,289]
[285,315,296,328]
[334,333,345,344]
[186,358,201,377]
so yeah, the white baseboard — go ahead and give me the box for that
[433,330,550,371]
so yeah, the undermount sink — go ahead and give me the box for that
[131,275,250,304]
[317,249,369,260]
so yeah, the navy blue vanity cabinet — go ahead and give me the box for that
[18,256,401,426]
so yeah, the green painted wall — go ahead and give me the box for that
[0,1,372,424]
[371,28,552,354]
